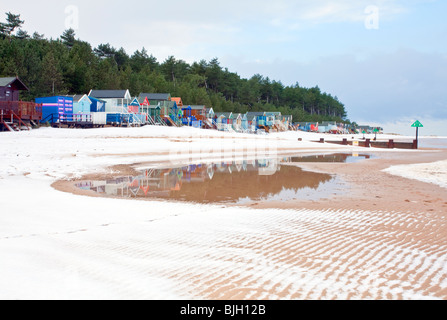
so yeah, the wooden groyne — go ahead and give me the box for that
[315,138,418,149]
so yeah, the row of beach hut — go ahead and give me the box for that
[294,121,383,135]
[212,112,292,133]
[33,89,294,133]
[3,77,378,135]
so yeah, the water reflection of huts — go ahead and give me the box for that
[77,160,333,203]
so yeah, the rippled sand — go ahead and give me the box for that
[49,150,447,300]
[1,127,446,299]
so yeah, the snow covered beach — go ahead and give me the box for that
[1,126,446,300]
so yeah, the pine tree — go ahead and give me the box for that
[0,11,349,123]
[16,29,29,39]
[61,28,76,48]
[0,12,24,41]
[40,50,64,94]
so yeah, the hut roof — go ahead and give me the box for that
[188,105,206,110]
[89,96,106,103]
[171,97,183,106]
[89,89,131,99]
[214,112,233,118]
[0,77,29,91]
[246,112,265,118]
[67,94,91,103]
[139,93,171,101]
[129,97,141,105]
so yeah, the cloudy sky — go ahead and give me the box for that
[5,0,447,135]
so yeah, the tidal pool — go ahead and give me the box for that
[76,155,360,204]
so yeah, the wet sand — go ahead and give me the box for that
[51,147,447,300]
[250,149,447,214]
[232,149,447,300]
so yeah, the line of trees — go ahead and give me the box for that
[0,12,349,123]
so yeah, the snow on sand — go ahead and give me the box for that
[384,160,447,189]
[1,126,446,300]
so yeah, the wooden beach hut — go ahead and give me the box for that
[1,77,42,131]
[70,94,91,114]
[147,104,166,125]
[204,108,216,129]
[182,106,192,118]
[215,113,227,131]
[0,77,28,102]
[139,93,171,108]
[36,96,74,124]
[89,96,106,112]
[246,112,267,131]
[70,94,92,122]
[87,96,107,126]
[89,90,132,113]
[164,100,181,126]
[171,97,183,107]
[128,97,141,114]
[181,106,193,126]
[88,89,135,126]
[138,95,150,112]
[214,112,234,131]
[147,104,161,118]
[241,114,249,131]
[233,113,243,132]
[190,106,207,121]
[283,115,293,130]
[265,112,280,125]
[207,108,215,120]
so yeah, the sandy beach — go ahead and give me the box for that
[1,126,446,300]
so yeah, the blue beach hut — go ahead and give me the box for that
[241,114,249,131]
[89,96,106,112]
[72,94,92,114]
[36,96,74,123]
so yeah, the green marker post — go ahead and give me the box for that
[373,127,379,141]
[411,120,424,149]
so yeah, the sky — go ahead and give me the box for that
[3,0,447,135]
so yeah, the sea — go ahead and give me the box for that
[419,137,447,149]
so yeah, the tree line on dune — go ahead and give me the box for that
[0,12,350,124]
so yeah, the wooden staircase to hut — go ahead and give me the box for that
[203,118,217,130]
[167,108,182,127]
[165,116,178,127]
[147,115,156,126]
[0,101,41,132]
[155,115,168,126]
[2,121,23,132]
[1,110,31,132]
